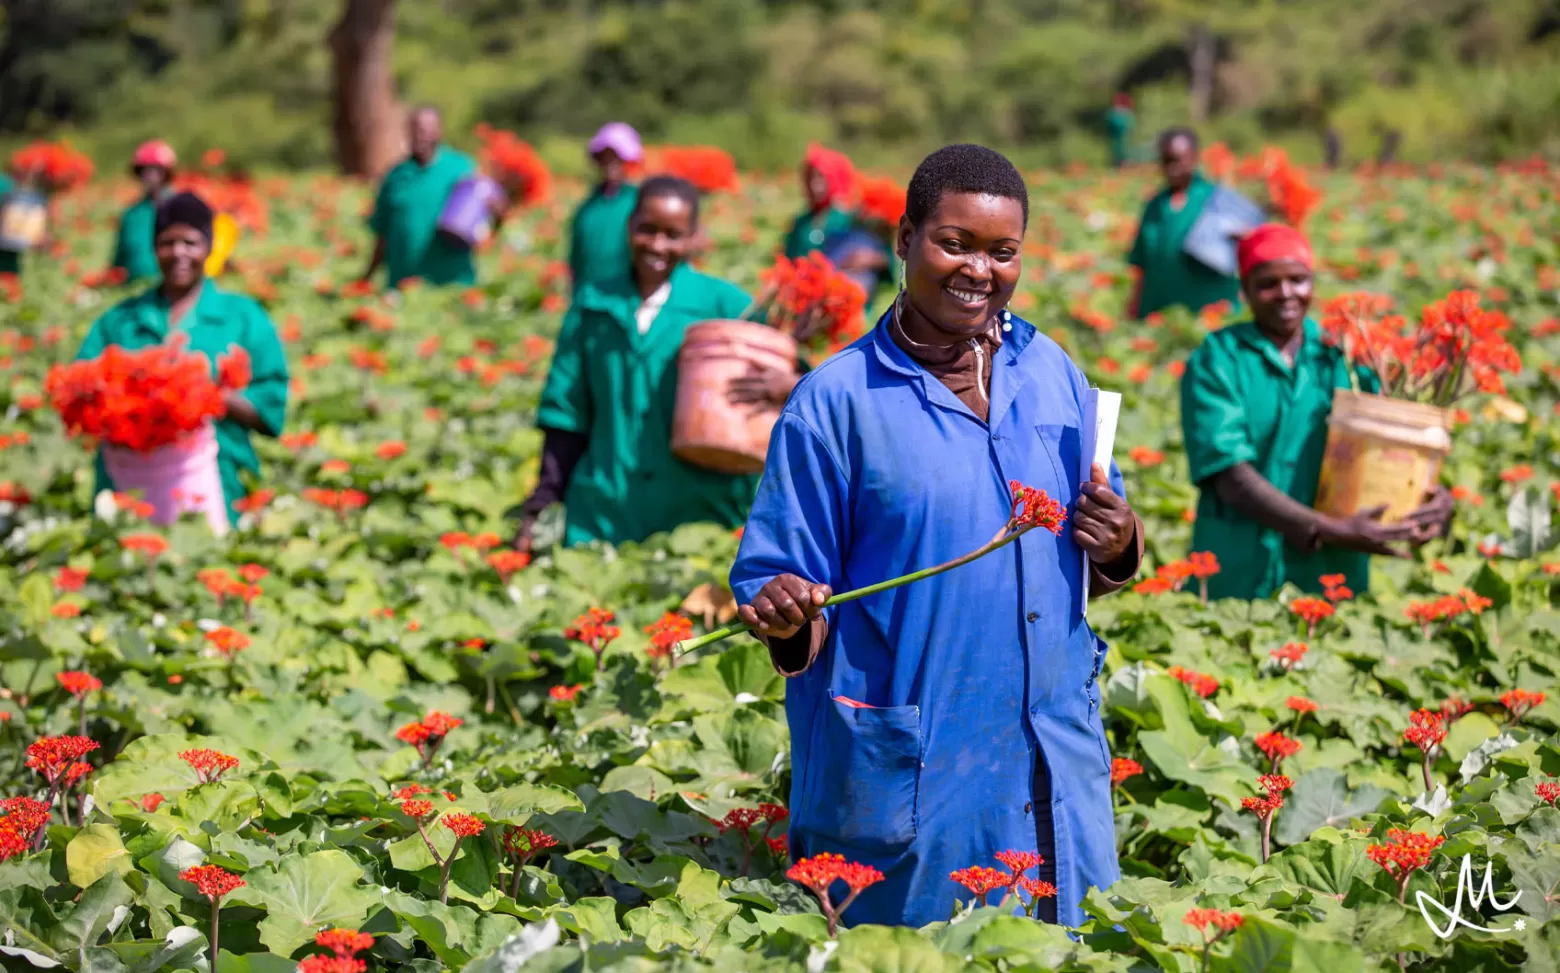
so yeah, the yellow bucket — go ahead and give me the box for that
[1314,391,1452,523]
[205,212,239,276]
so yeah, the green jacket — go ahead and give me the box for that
[76,283,290,522]
[1180,317,1378,600]
[536,264,757,546]
[1128,173,1241,318]
[782,206,855,260]
[0,174,19,277]
[568,183,639,293]
[369,148,477,288]
[111,196,162,283]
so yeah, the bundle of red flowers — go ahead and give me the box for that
[474,126,551,206]
[9,141,94,193]
[45,343,250,452]
[647,145,741,194]
[1318,290,1521,406]
[746,252,867,348]
[857,176,907,227]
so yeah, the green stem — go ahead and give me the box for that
[676,524,1033,656]
[210,902,221,973]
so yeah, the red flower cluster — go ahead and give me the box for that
[9,140,94,192]
[565,607,621,669]
[475,126,551,206]
[501,827,560,865]
[121,534,169,558]
[1270,641,1308,670]
[443,813,486,839]
[1536,777,1559,807]
[1254,730,1302,768]
[1318,290,1521,406]
[1366,829,1445,899]
[302,488,369,513]
[206,627,251,657]
[300,928,375,973]
[54,566,89,591]
[1265,156,1322,227]
[180,864,246,901]
[949,865,1012,904]
[645,612,693,660]
[487,550,531,583]
[1110,757,1143,787]
[647,145,740,193]
[1320,573,1353,603]
[787,852,884,935]
[46,342,248,452]
[1440,695,1474,721]
[26,735,99,785]
[1286,696,1319,714]
[1289,596,1334,633]
[395,710,463,763]
[1009,481,1067,535]
[951,848,1055,915]
[1241,773,1292,819]
[0,796,50,860]
[750,252,867,347]
[140,793,166,812]
[440,531,502,552]
[1184,907,1245,937]
[1403,709,1447,753]
[856,176,906,227]
[548,683,583,703]
[180,748,240,783]
[56,670,101,698]
[1501,688,1545,721]
[1168,665,1219,699]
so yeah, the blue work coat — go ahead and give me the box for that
[730,312,1121,929]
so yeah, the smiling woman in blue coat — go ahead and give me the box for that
[730,144,1144,929]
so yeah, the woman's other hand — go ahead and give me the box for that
[1401,486,1455,546]
[1318,504,1418,557]
[1074,463,1137,564]
[727,365,798,409]
[738,574,832,640]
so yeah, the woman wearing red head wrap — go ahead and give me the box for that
[109,140,177,283]
[782,144,859,259]
[1178,223,1452,600]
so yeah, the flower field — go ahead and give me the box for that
[0,160,1558,973]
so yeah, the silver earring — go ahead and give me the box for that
[897,261,906,292]
[1001,307,1012,332]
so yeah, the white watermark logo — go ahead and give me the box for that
[1415,854,1524,938]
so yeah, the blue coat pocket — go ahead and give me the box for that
[801,694,921,851]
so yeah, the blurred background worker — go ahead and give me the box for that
[110,140,177,284]
[1126,128,1241,320]
[361,106,478,289]
[568,122,642,295]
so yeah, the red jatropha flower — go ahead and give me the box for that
[375,441,407,461]
[1168,665,1219,698]
[120,533,169,558]
[179,748,239,783]
[198,567,234,598]
[1134,576,1173,595]
[206,627,251,657]
[299,954,367,973]
[0,796,51,859]
[51,602,82,618]
[313,928,375,959]
[714,804,790,876]
[1501,688,1546,724]
[1128,446,1165,467]
[645,612,694,663]
[1286,696,1319,715]
[442,813,486,839]
[1184,907,1245,949]
[548,684,583,703]
[994,850,1042,877]
[501,826,560,898]
[140,793,165,812]
[949,865,1015,906]
[1110,757,1143,787]
[395,711,464,765]
[1536,776,1560,807]
[1289,596,1334,636]
[1440,695,1474,721]
[53,567,89,592]
[1270,641,1309,670]
[565,607,621,670]
[1009,482,1067,535]
[486,550,530,583]
[1254,730,1302,770]
[1242,774,1292,862]
[180,864,246,901]
[766,836,788,859]
[400,799,434,819]
[1403,709,1447,754]
[237,563,269,583]
[56,670,101,698]
[46,344,228,452]
[1367,829,1445,902]
[1186,551,1220,602]
[217,346,251,391]
[1321,572,1353,603]
[26,736,100,785]
[788,853,884,937]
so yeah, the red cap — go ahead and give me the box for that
[804,143,856,203]
[1237,223,1313,278]
[132,140,177,170]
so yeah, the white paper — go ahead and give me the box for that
[1081,389,1122,614]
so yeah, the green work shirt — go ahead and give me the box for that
[111,197,161,283]
[782,206,855,260]
[1128,173,1240,318]
[368,147,477,288]
[0,174,19,277]
[568,183,639,293]
[1106,107,1134,167]
[537,263,757,546]
[1181,317,1378,600]
[76,283,289,523]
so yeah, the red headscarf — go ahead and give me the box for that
[1237,223,1313,278]
[804,143,856,205]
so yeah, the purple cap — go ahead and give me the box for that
[587,122,643,163]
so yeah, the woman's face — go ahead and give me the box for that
[136,165,170,196]
[1160,135,1197,193]
[803,163,831,210]
[1242,258,1313,337]
[629,193,694,290]
[895,191,1024,338]
[156,224,210,291]
[594,149,626,187]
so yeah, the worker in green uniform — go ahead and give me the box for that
[361,106,477,289]
[1180,223,1451,600]
[782,144,857,259]
[1127,128,1241,319]
[0,170,19,278]
[569,122,642,294]
[110,140,177,284]
[1106,92,1135,169]
[76,192,289,524]
[515,176,797,549]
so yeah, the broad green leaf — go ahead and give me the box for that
[228,849,380,956]
[1274,770,1390,846]
[66,825,134,889]
[832,924,964,973]
[45,872,133,952]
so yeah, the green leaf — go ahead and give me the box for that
[1259,834,1375,898]
[66,825,134,889]
[831,924,964,973]
[1442,712,1502,762]
[551,898,624,944]
[19,573,54,631]
[1274,769,1390,846]
[45,872,133,952]
[228,849,380,956]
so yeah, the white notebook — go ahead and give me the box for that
[1080,388,1122,615]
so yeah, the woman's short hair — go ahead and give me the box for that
[633,175,701,227]
[1158,127,1199,153]
[905,144,1029,229]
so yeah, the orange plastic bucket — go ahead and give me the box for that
[1314,391,1451,523]
[671,320,798,474]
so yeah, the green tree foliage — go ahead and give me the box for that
[2,0,1559,170]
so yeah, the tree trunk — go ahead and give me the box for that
[1187,23,1215,124]
[328,0,404,178]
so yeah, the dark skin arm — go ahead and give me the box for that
[726,367,800,409]
[222,392,272,435]
[360,238,386,283]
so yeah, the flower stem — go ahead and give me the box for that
[210,902,221,973]
[1422,752,1435,793]
[676,526,1033,656]
[1260,813,1273,864]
